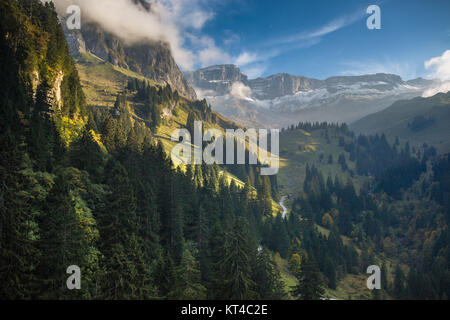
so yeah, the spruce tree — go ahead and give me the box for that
[168,245,207,300]
[98,160,153,299]
[217,217,257,299]
[291,255,325,300]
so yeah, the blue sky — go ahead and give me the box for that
[180,0,450,80]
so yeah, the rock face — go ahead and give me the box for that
[184,65,249,96]
[62,21,197,100]
[249,73,323,100]
[185,64,438,128]
[185,65,322,99]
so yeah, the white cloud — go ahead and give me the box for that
[422,81,450,97]
[223,32,240,45]
[268,9,365,47]
[50,0,233,70]
[241,65,267,79]
[425,50,450,81]
[49,0,212,69]
[230,82,252,100]
[306,18,348,39]
[234,52,259,66]
[193,87,217,99]
[187,34,265,69]
[50,0,267,71]
[422,50,450,97]
[198,43,232,66]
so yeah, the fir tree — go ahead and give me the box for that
[291,255,325,300]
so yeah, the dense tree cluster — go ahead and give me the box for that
[285,123,449,299]
[408,115,435,132]
[335,133,432,198]
[0,0,286,300]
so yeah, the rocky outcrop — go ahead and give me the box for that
[249,73,323,100]
[184,64,249,95]
[185,65,323,99]
[62,21,197,100]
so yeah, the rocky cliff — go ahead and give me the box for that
[63,21,197,100]
[184,64,249,96]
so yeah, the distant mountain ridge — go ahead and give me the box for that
[185,64,438,128]
[351,91,450,153]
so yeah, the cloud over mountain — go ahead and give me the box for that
[423,50,450,97]
[49,0,229,70]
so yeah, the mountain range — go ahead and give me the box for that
[185,64,439,128]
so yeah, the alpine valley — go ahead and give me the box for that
[0,0,448,301]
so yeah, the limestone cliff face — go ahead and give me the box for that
[184,65,323,100]
[184,64,249,96]
[249,73,323,100]
[63,21,197,100]
[185,64,437,128]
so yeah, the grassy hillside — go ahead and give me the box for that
[278,126,369,200]
[351,92,450,153]
[76,52,154,108]
[75,52,283,212]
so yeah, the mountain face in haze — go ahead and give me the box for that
[184,64,248,96]
[63,21,197,100]
[248,73,322,100]
[185,64,437,128]
[184,65,322,99]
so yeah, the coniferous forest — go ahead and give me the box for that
[0,0,448,301]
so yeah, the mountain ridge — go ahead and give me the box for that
[185,64,438,128]
[351,91,450,153]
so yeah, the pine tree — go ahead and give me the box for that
[0,133,40,299]
[253,248,286,299]
[97,160,153,299]
[69,127,104,178]
[168,245,207,299]
[38,168,101,299]
[217,217,257,299]
[393,264,405,298]
[291,255,325,300]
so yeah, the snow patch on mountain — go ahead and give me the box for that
[186,65,438,128]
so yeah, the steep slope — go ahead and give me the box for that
[351,91,450,153]
[68,48,280,210]
[0,0,88,147]
[62,17,196,100]
[186,64,437,128]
